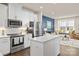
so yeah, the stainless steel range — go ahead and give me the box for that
[7,18,24,53]
[8,34,24,53]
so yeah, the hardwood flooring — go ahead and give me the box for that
[8,45,79,56]
[60,45,79,56]
[8,48,30,56]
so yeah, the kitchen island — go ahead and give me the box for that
[30,34,62,56]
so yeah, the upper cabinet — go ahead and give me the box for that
[8,4,15,19]
[8,4,37,26]
[0,4,8,27]
[8,4,22,20]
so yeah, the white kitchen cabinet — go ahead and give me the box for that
[24,34,32,48]
[24,35,30,48]
[8,3,37,28]
[0,4,8,27]
[8,4,23,20]
[0,37,10,55]
[8,4,15,19]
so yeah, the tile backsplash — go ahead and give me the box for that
[0,27,27,35]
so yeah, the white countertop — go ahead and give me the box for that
[31,34,62,43]
[0,35,10,38]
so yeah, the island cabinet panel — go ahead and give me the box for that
[30,35,61,56]
[30,41,44,56]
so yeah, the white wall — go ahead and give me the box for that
[74,16,79,33]
[54,19,58,32]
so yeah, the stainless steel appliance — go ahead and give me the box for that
[7,19,23,53]
[8,19,22,28]
[8,34,24,53]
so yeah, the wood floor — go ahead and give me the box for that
[8,48,30,56]
[8,45,79,56]
[60,45,79,56]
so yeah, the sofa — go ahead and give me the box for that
[69,31,79,40]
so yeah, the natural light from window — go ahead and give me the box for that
[58,19,74,34]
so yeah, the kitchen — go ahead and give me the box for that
[0,3,36,55]
[0,3,61,56]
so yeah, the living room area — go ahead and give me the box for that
[55,15,79,49]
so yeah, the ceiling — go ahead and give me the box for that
[22,3,79,18]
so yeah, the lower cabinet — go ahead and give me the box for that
[24,34,32,48]
[0,37,10,55]
[24,34,30,48]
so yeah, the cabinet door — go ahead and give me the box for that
[24,35,30,48]
[9,4,23,20]
[0,37,10,55]
[14,5,23,20]
[8,4,15,19]
[0,4,7,27]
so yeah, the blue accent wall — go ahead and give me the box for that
[42,16,54,34]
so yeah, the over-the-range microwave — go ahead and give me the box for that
[8,19,22,28]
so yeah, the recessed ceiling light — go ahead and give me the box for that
[40,6,43,9]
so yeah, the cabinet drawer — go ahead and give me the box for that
[0,38,10,43]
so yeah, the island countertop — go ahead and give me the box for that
[31,34,62,43]
[30,34,62,56]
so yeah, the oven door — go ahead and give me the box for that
[12,36,24,47]
[14,37,19,45]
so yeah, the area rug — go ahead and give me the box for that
[60,39,79,48]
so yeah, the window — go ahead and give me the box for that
[58,19,74,34]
